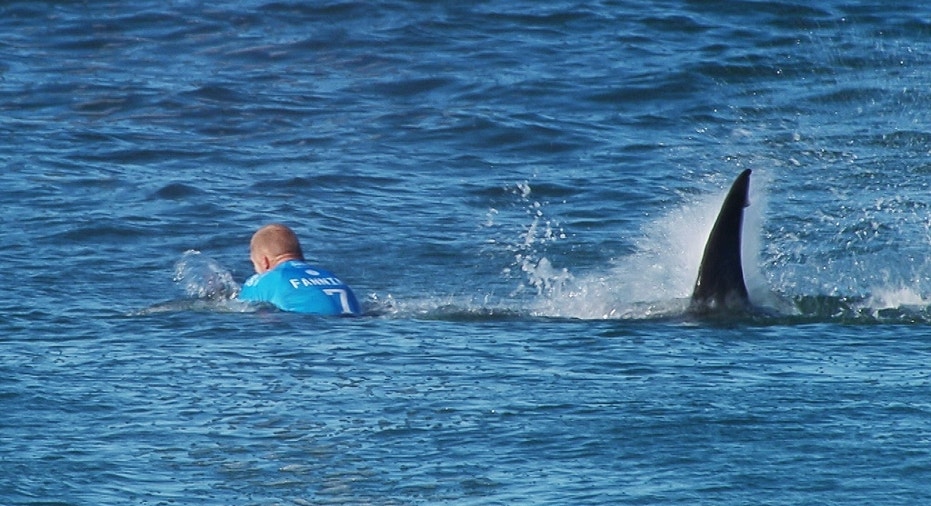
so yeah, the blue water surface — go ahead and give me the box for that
[3,1,931,504]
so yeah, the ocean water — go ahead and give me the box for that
[3,1,931,504]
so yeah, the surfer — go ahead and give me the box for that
[238,223,362,315]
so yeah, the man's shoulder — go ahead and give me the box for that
[243,274,260,288]
[239,271,275,302]
[280,260,336,278]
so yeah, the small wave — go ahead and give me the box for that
[363,292,527,322]
[151,182,205,200]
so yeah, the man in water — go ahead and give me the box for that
[238,223,362,315]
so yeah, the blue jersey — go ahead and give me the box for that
[238,260,361,316]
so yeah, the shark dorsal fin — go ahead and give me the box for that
[689,169,752,313]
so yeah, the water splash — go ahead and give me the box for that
[863,285,930,311]
[131,251,249,315]
[173,249,241,300]
[520,174,770,320]
[486,179,568,297]
[372,172,931,323]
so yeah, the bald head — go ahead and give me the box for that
[249,223,305,273]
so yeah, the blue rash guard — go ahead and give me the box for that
[238,260,361,316]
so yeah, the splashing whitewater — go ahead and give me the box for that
[173,249,241,300]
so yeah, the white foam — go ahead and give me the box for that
[526,171,773,320]
[173,249,241,300]
[864,285,931,311]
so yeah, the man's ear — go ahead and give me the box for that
[262,256,272,271]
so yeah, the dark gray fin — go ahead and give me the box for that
[689,169,752,313]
